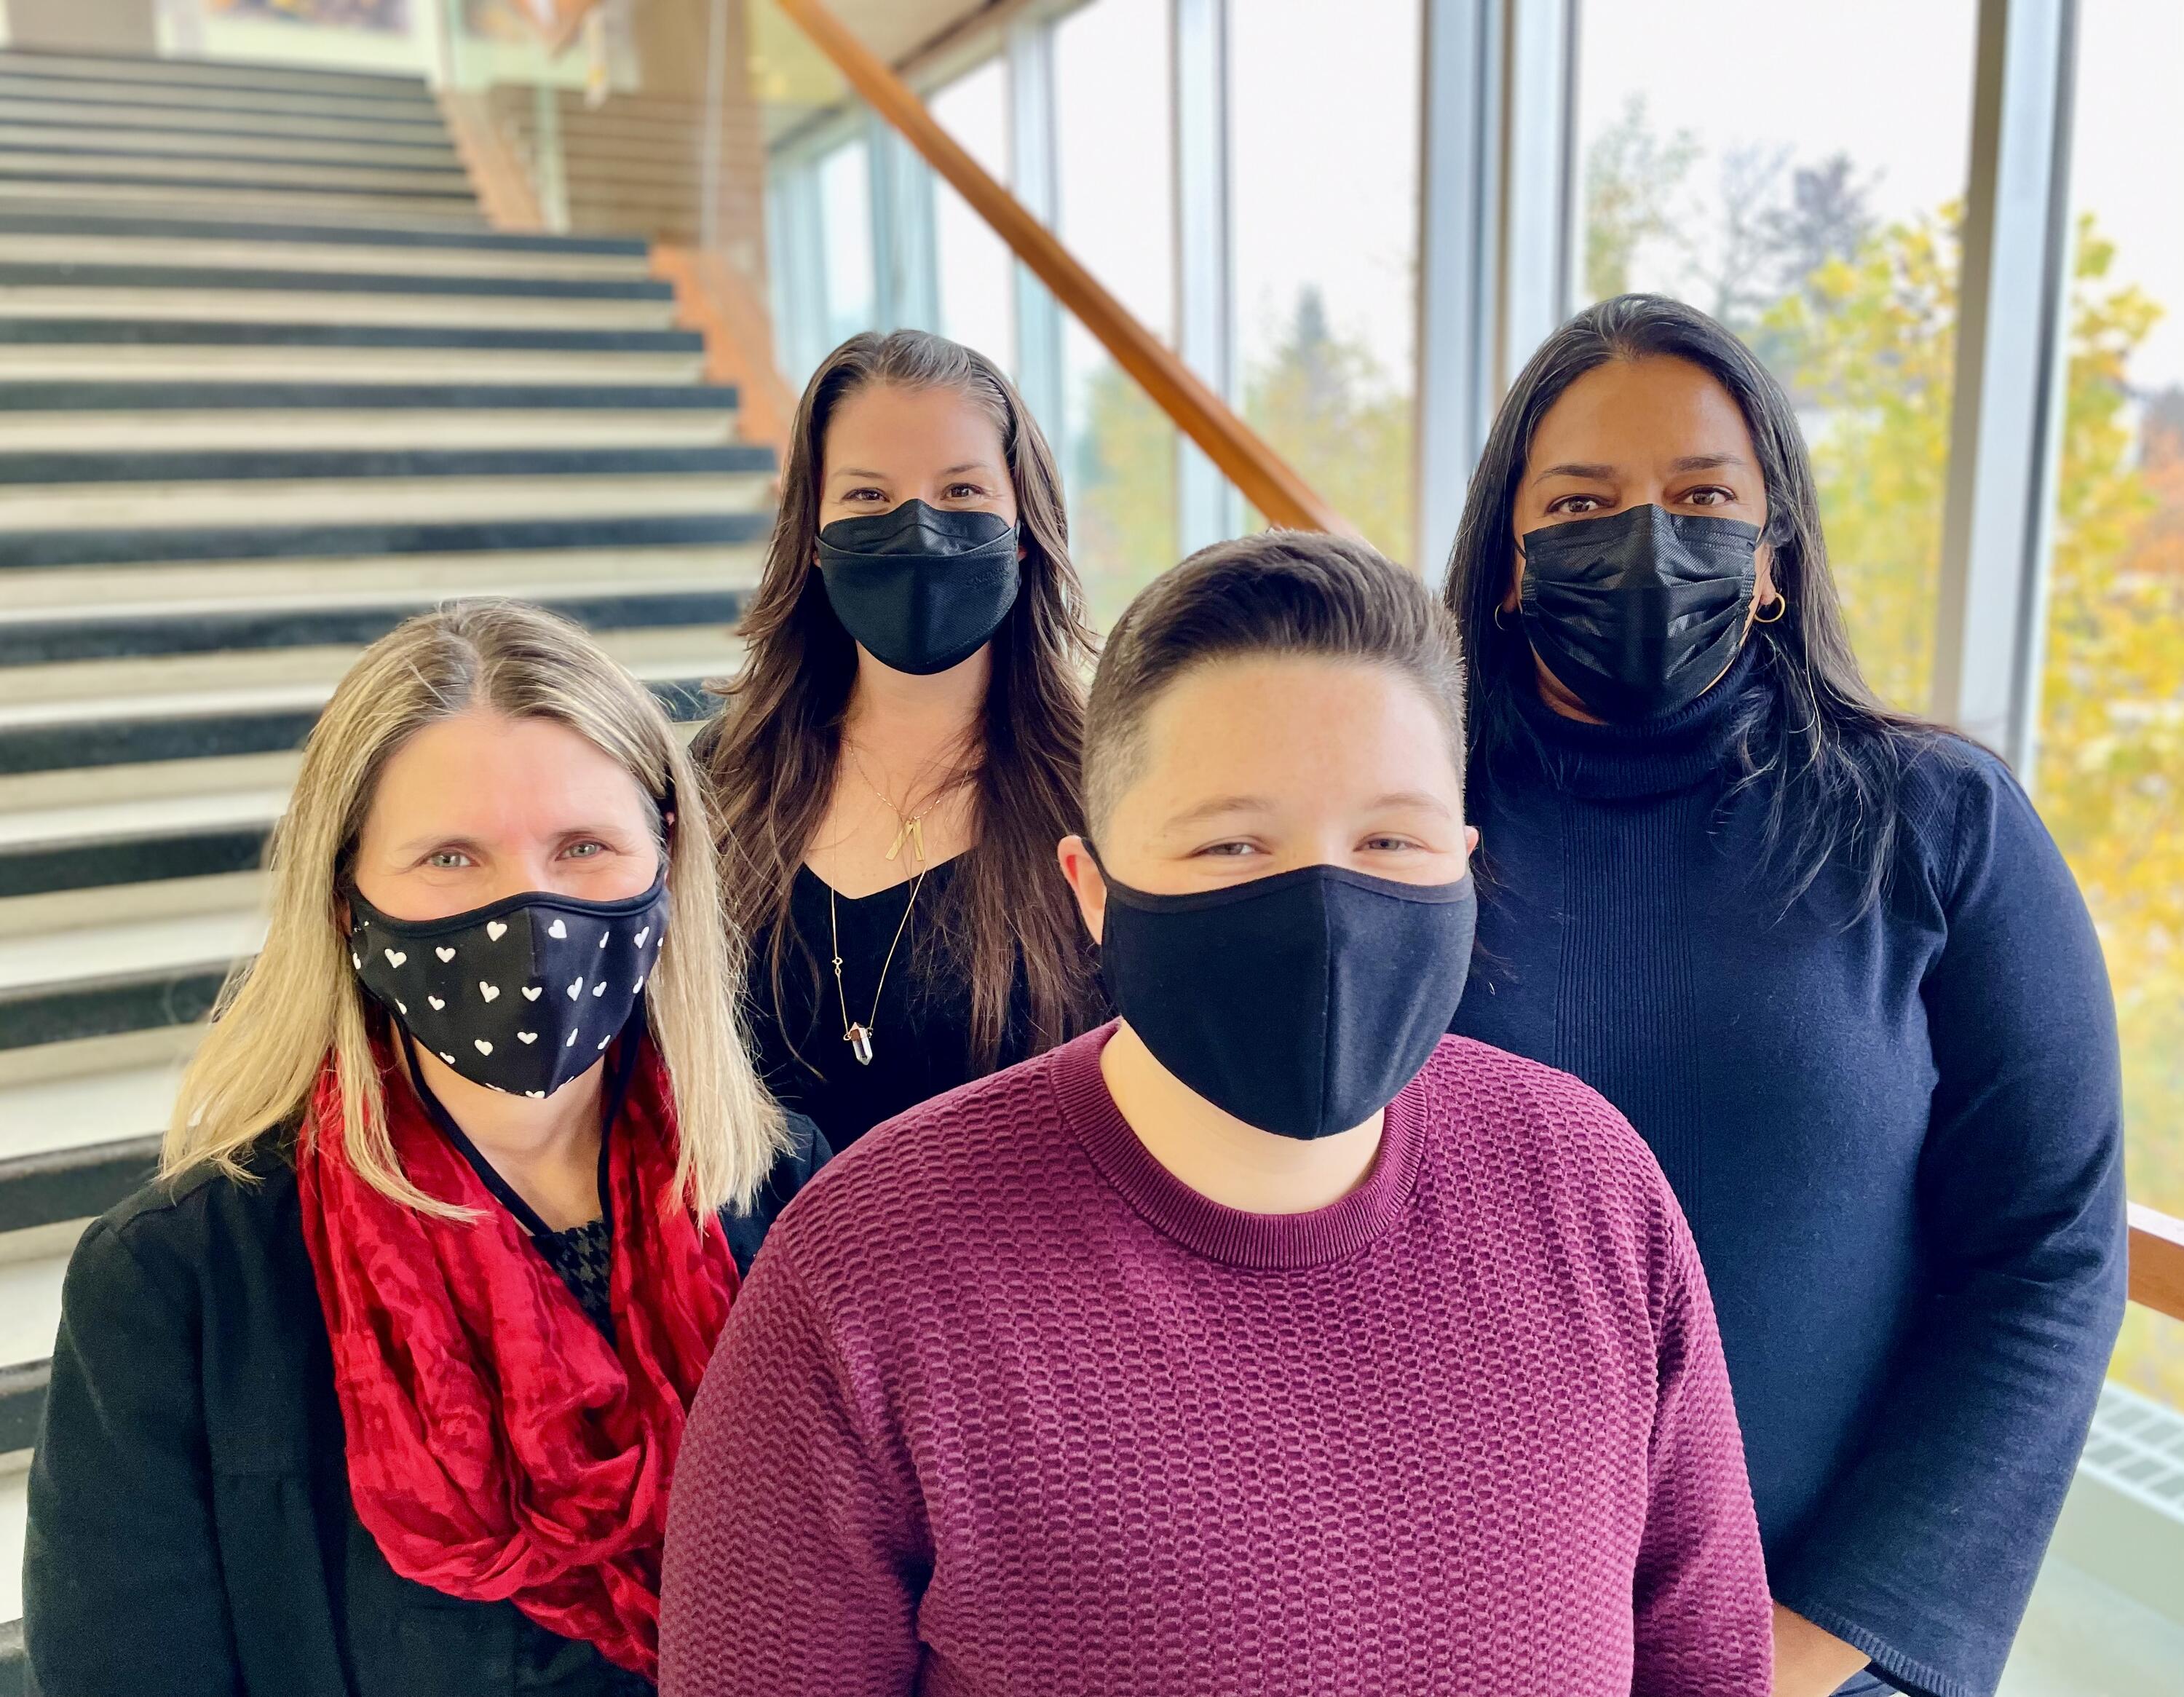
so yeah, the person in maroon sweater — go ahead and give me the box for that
[660,531,1772,1696]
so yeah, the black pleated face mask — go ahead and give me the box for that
[1518,503,1760,721]
[347,871,668,1099]
[815,498,1023,676]
[1096,859,1476,1141]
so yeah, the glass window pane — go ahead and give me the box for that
[1053,0,1177,625]
[1229,0,1422,566]
[815,136,874,347]
[2037,1,2184,1417]
[931,61,1016,371]
[1573,0,1977,710]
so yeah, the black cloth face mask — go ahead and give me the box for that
[1518,503,1760,721]
[815,498,1023,676]
[348,871,668,1099]
[1096,858,1476,1142]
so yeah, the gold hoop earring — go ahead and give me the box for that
[1753,596,1788,625]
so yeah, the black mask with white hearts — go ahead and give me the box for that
[347,870,668,1099]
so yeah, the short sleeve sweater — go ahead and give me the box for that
[659,1024,1771,1697]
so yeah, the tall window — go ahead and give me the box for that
[814,136,876,352]
[1230,0,1422,565]
[1573,0,1977,710]
[2038,0,2184,1407]
[930,62,1016,371]
[1053,0,1178,623]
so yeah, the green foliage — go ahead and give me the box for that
[1071,359,1179,628]
[1582,95,1698,304]
[1243,288,1415,566]
[1770,205,2183,1404]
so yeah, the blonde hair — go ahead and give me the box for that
[165,600,788,1219]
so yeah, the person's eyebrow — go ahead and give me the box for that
[938,462,998,476]
[1532,461,1617,484]
[1369,791,1457,818]
[387,833,488,859]
[1161,794,1270,830]
[1669,453,1748,472]
[829,467,893,480]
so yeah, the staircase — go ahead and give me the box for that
[0,46,771,1654]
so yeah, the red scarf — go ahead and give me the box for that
[295,1041,738,1678]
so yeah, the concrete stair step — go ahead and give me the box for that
[0,175,487,226]
[0,261,659,305]
[0,92,455,149]
[0,470,772,534]
[0,344,703,385]
[0,376,728,417]
[0,636,733,775]
[0,791,288,899]
[0,71,446,127]
[0,232,649,284]
[0,502,766,572]
[0,579,749,671]
[0,207,646,259]
[0,317,700,385]
[0,1063,186,1166]
[0,122,456,170]
[0,407,735,451]
[0,442,767,486]
[0,541,760,617]
[0,142,467,192]
[0,751,309,826]
[0,48,440,103]
[1,1465,21,1626]
[0,155,473,199]
[0,623,736,717]
[0,284,670,331]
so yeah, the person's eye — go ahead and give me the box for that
[1195,840,1260,859]
[1683,486,1735,507]
[944,482,987,501]
[563,840,609,860]
[841,486,887,503]
[426,850,472,870]
[1362,834,1424,854]
[1547,494,1605,515]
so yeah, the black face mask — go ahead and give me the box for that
[815,498,1022,676]
[348,871,668,1099]
[1519,503,1760,721]
[1096,859,1476,1142]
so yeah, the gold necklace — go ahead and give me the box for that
[830,866,927,1067]
[845,743,965,871]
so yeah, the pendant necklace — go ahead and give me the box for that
[847,743,961,870]
[829,745,957,1067]
[831,866,927,1067]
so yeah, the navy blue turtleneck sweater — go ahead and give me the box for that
[1451,652,2128,1697]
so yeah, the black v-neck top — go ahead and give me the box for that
[743,855,1036,1150]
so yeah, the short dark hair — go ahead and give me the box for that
[1085,529,1467,831]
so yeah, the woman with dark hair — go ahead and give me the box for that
[699,330,1104,1152]
[1444,293,2126,1697]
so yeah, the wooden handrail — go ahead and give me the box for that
[773,0,1355,538]
[2132,1202,2184,1324]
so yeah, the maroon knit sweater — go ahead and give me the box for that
[660,1026,1770,1696]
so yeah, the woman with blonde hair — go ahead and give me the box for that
[24,600,822,1697]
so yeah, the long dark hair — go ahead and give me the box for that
[702,329,1103,1067]
[1444,293,1934,914]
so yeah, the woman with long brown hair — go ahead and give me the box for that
[700,330,1104,1150]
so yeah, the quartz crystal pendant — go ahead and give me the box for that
[845,1024,875,1066]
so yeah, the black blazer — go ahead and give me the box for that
[22,1118,828,1697]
